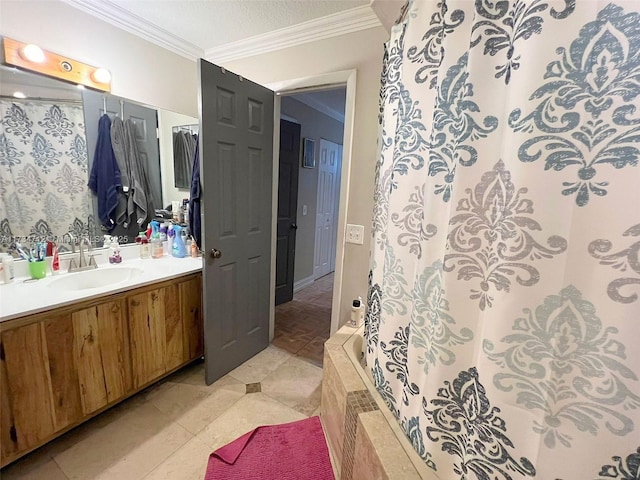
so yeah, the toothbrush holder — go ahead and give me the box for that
[28,260,47,279]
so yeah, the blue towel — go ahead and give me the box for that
[189,135,201,249]
[88,115,122,230]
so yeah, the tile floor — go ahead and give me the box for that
[1,275,334,480]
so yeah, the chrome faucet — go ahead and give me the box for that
[68,236,98,272]
[62,232,76,253]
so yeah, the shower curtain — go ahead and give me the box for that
[0,100,93,251]
[366,1,640,479]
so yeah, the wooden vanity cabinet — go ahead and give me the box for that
[0,273,203,468]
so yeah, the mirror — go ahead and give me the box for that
[0,64,197,253]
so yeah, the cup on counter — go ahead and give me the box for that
[28,260,47,280]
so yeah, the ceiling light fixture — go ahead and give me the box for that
[92,68,111,84]
[13,91,27,99]
[20,44,46,63]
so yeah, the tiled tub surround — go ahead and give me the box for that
[321,326,436,479]
[0,243,202,321]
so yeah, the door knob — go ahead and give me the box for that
[291,224,298,230]
[210,248,222,259]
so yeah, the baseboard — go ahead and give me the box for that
[294,275,316,293]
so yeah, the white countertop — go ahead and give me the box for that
[0,246,202,323]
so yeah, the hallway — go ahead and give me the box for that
[272,273,334,367]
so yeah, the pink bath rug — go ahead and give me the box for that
[204,416,335,480]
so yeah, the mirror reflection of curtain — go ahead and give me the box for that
[173,127,196,189]
[0,100,92,252]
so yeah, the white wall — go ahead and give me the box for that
[0,0,198,117]
[157,110,199,207]
[223,26,388,326]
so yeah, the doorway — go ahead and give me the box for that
[273,86,346,366]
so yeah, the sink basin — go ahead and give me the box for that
[48,267,144,291]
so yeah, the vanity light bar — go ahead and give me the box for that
[1,37,111,92]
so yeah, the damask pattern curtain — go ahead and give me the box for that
[366,1,640,479]
[0,100,92,251]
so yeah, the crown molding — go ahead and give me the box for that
[205,5,381,64]
[62,0,203,60]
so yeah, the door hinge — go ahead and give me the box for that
[156,127,160,139]
[0,341,4,361]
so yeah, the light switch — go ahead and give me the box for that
[346,224,364,245]
[302,205,308,216]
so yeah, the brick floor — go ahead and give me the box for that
[273,273,333,366]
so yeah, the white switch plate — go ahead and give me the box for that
[302,205,308,216]
[346,224,364,245]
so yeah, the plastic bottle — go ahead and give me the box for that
[172,225,187,258]
[159,223,169,256]
[2,254,15,284]
[52,244,61,274]
[110,236,122,263]
[350,297,363,327]
[140,237,150,259]
[190,237,199,258]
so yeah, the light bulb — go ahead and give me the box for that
[21,44,46,63]
[12,91,26,99]
[92,68,111,84]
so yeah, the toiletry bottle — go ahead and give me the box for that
[52,244,60,274]
[0,253,6,283]
[151,237,163,258]
[2,253,15,284]
[172,225,187,258]
[190,237,199,258]
[159,223,168,255]
[350,297,363,327]
[110,236,122,263]
[140,237,150,259]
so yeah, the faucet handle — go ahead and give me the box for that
[68,257,78,273]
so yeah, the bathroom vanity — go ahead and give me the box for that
[0,257,203,467]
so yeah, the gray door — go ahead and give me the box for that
[275,119,300,305]
[83,92,161,243]
[199,60,274,384]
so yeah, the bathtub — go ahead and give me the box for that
[320,325,438,479]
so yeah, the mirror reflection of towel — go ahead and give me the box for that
[173,130,196,188]
[124,119,155,225]
[88,114,122,230]
[110,116,130,227]
[189,136,201,249]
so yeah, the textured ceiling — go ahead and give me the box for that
[110,0,370,49]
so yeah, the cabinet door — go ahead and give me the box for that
[1,323,56,452]
[180,276,203,361]
[128,288,168,388]
[72,299,132,415]
[1,343,19,463]
[44,315,83,428]
[164,283,184,372]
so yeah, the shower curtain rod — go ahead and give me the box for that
[0,95,83,105]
